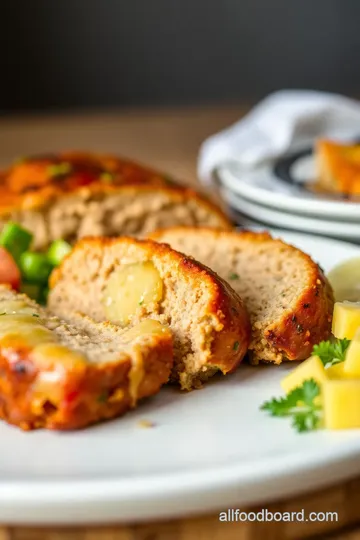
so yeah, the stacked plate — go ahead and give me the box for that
[216,147,360,243]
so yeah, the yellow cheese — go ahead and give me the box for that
[120,319,171,343]
[103,262,163,325]
[323,379,360,429]
[0,300,39,316]
[344,327,360,376]
[325,362,354,379]
[332,301,360,339]
[281,355,327,394]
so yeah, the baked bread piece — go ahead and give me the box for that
[49,237,251,390]
[150,227,334,364]
[316,139,360,195]
[0,286,173,430]
[0,152,231,249]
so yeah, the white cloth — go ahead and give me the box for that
[198,90,360,186]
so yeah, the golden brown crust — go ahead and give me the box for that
[149,226,334,363]
[0,340,173,431]
[0,152,231,229]
[0,287,173,431]
[50,236,251,382]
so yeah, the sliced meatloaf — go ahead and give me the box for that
[0,152,231,249]
[150,227,334,364]
[0,286,173,430]
[49,237,251,390]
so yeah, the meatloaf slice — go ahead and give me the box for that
[49,237,251,390]
[0,152,231,249]
[150,227,334,364]
[0,286,173,430]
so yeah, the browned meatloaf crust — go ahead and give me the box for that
[0,152,231,249]
[49,236,251,390]
[150,227,334,364]
[0,286,173,431]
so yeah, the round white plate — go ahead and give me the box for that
[221,187,360,242]
[2,230,360,525]
[217,158,360,221]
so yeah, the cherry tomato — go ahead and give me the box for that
[0,247,21,290]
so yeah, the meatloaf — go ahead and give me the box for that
[49,237,251,390]
[0,152,231,249]
[150,227,334,364]
[0,286,173,430]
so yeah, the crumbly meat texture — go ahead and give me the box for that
[150,227,334,364]
[0,152,231,249]
[0,286,173,430]
[49,237,251,390]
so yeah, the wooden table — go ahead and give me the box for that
[1,106,360,539]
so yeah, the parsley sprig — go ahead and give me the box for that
[261,379,322,433]
[312,338,350,368]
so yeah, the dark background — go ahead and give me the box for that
[1,0,359,113]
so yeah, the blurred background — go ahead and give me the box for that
[2,0,359,114]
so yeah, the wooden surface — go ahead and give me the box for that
[1,105,360,539]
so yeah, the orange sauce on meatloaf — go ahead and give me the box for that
[2,152,176,212]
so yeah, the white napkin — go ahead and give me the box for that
[198,90,360,186]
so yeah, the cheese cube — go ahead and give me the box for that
[325,362,354,379]
[344,327,360,376]
[323,379,360,429]
[332,301,360,339]
[281,355,327,394]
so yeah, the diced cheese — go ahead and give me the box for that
[281,355,327,394]
[332,301,360,339]
[103,262,163,325]
[325,362,354,379]
[323,379,360,429]
[344,327,360,376]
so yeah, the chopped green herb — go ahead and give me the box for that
[19,252,53,285]
[32,313,40,317]
[228,272,239,280]
[0,223,33,262]
[233,341,239,351]
[47,162,72,178]
[47,240,72,266]
[100,172,115,183]
[0,313,6,316]
[261,379,322,433]
[138,299,144,306]
[312,338,350,368]
[97,391,109,403]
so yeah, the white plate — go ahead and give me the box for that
[221,187,360,242]
[2,230,360,525]
[217,159,360,221]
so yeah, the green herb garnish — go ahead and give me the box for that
[228,272,239,280]
[312,338,350,368]
[47,162,72,178]
[139,299,144,306]
[261,379,322,433]
[100,172,115,183]
[233,341,239,351]
[32,313,40,317]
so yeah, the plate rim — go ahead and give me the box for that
[217,162,360,221]
[221,188,360,239]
